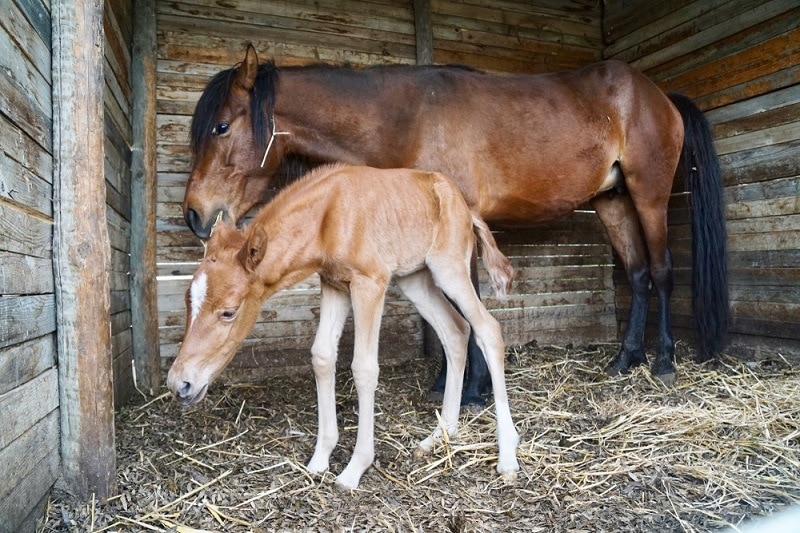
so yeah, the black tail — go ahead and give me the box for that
[669,93,729,361]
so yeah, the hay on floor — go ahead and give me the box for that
[40,343,800,532]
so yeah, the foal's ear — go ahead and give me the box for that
[239,225,267,273]
[235,44,259,91]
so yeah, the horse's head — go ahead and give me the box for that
[183,45,284,238]
[167,221,268,405]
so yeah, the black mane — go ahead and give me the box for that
[190,61,280,157]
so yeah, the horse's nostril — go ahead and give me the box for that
[186,208,202,235]
[178,381,192,398]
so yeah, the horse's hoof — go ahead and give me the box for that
[460,393,487,409]
[606,349,646,376]
[426,390,444,403]
[654,371,677,387]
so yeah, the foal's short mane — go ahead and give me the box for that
[190,60,483,159]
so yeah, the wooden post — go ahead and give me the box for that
[130,0,161,394]
[52,0,116,498]
[413,0,434,65]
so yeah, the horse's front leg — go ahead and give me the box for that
[336,276,386,490]
[307,282,351,475]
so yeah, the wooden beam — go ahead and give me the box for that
[52,0,116,498]
[130,0,161,394]
[413,0,433,65]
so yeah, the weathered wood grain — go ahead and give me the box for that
[0,295,56,350]
[52,0,115,499]
[130,0,161,394]
[0,335,55,396]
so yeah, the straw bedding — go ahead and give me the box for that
[41,343,800,532]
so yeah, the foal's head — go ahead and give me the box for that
[167,222,268,405]
[184,45,282,238]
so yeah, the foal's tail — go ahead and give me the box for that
[669,92,729,361]
[471,213,514,297]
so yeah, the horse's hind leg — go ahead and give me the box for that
[429,248,490,407]
[428,258,519,477]
[594,173,678,383]
[396,270,469,451]
[591,194,652,374]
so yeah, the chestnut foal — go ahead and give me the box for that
[167,164,520,489]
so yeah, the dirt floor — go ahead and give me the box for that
[40,342,800,532]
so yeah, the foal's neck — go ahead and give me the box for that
[252,180,329,291]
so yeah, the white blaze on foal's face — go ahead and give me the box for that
[189,271,208,328]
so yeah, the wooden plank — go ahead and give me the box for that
[0,438,59,533]
[52,0,115,499]
[604,0,730,60]
[0,0,50,88]
[0,367,58,448]
[157,12,416,60]
[0,295,56,350]
[0,113,52,184]
[413,0,433,65]
[0,335,55,396]
[164,0,415,35]
[648,7,800,90]
[604,0,694,44]
[706,84,800,126]
[130,0,161,395]
[0,150,53,217]
[720,139,800,187]
[630,0,798,72]
[663,27,800,104]
[0,199,52,259]
[0,409,59,503]
[0,252,53,295]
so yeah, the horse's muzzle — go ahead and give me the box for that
[185,208,226,239]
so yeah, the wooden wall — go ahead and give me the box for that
[154,0,612,381]
[605,1,800,361]
[1,0,135,529]
[0,0,59,529]
[105,0,136,406]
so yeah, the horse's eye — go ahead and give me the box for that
[212,123,229,136]
[220,308,238,322]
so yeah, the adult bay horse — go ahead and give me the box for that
[183,45,728,400]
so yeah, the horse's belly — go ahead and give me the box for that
[482,196,583,226]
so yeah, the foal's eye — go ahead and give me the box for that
[212,123,229,136]
[220,308,238,322]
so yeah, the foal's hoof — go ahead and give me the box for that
[500,470,519,484]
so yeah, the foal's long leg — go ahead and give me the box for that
[396,270,470,451]
[336,275,386,490]
[430,248,490,406]
[307,282,351,474]
[428,259,519,477]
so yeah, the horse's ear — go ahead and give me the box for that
[239,225,267,273]
[235,44,259,91]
